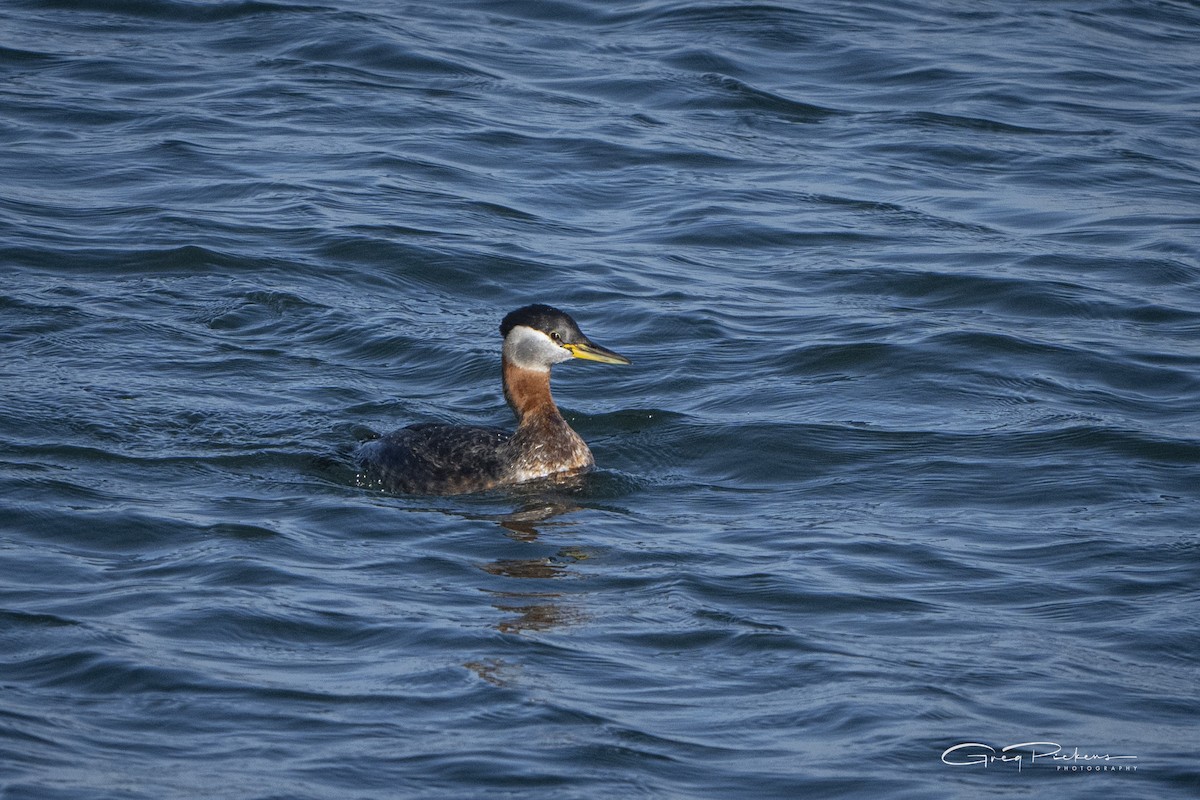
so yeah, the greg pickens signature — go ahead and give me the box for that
[941,741,1138,772]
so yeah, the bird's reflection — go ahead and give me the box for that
[465,496,592,636]
[491,594,585,633]
[489,499,581,542]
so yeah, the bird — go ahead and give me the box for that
[355,303,630,495]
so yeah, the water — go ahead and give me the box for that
[2,0,1198,797]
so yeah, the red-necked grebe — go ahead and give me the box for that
[355,303,631,495]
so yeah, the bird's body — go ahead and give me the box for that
[355,304,629,495]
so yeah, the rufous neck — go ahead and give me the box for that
[502,357,560,423]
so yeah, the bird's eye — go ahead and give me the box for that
[550,331,562,343]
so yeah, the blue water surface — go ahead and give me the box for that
[2,1,1198,798]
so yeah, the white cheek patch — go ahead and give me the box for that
[503,325,572,370]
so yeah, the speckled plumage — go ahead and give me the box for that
[355,305,627,496]
[356,423,510,495]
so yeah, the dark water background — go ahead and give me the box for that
[2,1,1199,797]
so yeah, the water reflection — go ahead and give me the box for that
[472,498,590,636]
[489,500,582,541]
[491,593,585,634]
[463,658,515,687]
